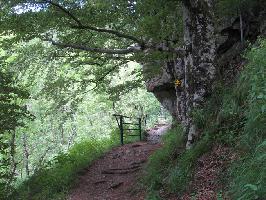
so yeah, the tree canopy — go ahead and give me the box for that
[1,0,184,56]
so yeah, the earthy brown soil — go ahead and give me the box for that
[181,145,236,200]
[68,125,235,200]
[68,142,161,200]
[164,145,236,200]
[182,145,235,200]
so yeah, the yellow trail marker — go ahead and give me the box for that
[175,79,181,86]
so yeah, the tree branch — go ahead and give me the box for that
[71,25,144,45]
[42,1,186,56]
[80,54,133,62]
[48,39,186,57]
[145,42,186,56]
[72,61,103,66]
[43,0,82,26]
[85,62,127,92]
[43,0,144,45]
[49,40,142,54]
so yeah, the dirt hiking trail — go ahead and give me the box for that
[69,124,169,200]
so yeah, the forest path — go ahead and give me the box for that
[68,125,169,200]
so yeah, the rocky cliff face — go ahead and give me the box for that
[144,61,177,120]
[145,8,266,132]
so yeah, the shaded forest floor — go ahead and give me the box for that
[68,142,161,200]
[178,145,236,200]
[68,124,170,200]
[68,126,235,200]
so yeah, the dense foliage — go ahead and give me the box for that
[0,68,31,197]
[0,36,168,199]
[227,39,266,199]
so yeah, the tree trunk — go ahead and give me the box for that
[67,115,77,149]
[180,0,216,148]
[60,124,65,145]
[23,133,30,176]
[7,131,17,189]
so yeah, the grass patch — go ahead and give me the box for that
[166,135,211,194]
[143,126,212,198]
[11,139,118,200]
[143,126,185,192]
[229,141,266,199]
[225,39,266,200]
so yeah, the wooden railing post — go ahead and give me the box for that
[119,115,124,145]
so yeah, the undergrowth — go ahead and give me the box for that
[226,39,266,200]
[144,39,266,199]
[10,138,119,200]
[144,126,212,199]
[143,126,185,193]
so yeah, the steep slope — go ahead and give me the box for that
[143,38,266,200]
